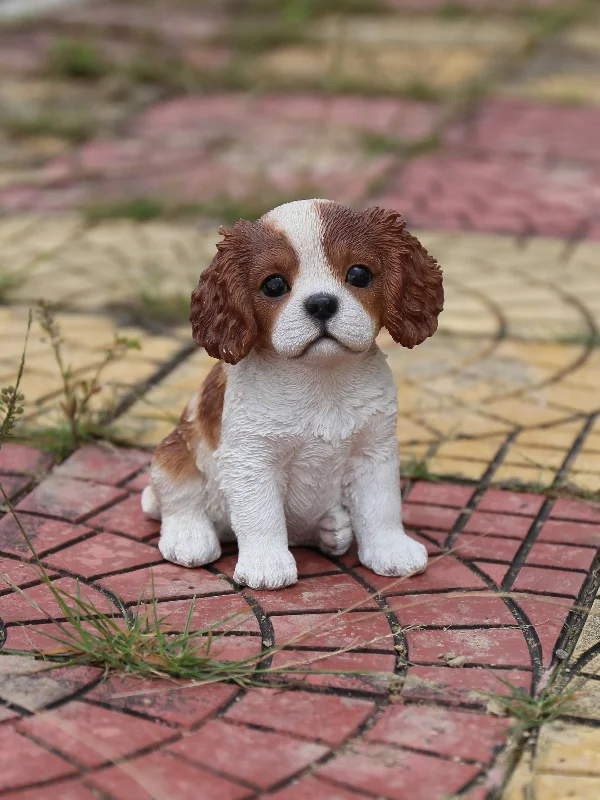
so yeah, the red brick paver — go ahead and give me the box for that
[0,445,598,799]
[0,95,442,213]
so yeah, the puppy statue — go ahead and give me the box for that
[142,200,443,590]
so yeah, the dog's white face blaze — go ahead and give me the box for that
[262,199,377,361]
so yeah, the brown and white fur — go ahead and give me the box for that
[142,199,443,590]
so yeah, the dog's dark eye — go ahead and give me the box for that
[261,275,290,298]
[346,265,372,288]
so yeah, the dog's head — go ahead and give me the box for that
[190,199,443,364]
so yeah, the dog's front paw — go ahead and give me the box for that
[159,516,221,568]
[360,534,428,578]
[318,507,353,556]
[234,549,298,590]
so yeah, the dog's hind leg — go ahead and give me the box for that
[141,485,161,520]
[145,428,222,569]
[317,506,354,556]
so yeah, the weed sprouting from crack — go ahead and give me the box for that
[484,674,578,734]
[28,300,141,457]
[0,311,31,442]
[48,38,109,81]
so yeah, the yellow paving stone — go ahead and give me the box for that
[438,313,499,337]
[0,215,44,245]
[581,433,600,454]
[16,373,63,403]
[570,600,600,663]
[560,676,600,723]
[520,236,568,261]
[529,775,600,800]
[515,422,585,450]
[502,748,534,800]
[426,456,488,481]
[491,464,556,489]
[570,452,600,475]
[434,436,506,462]
[485,398,571,427]
[564,371,600,394]
[317,16,526,47]
[396,418,437,444]
[539,383,600,415]
[506,72,600,106]
[81,357,163,386]
[494,341,583,371]
[566,20,600,55]
[115,416,175,448]
[5,218,214,312]
[115,351,217,437]
[119,395,182,424]
[418,410,513,439]
[419,375,499,405]
[13,350,96,375]
[536,721,600,775]
[562,472,600,493]
[503,444,567,471]
[260,13,529,94]
[400,444,430,466]
[259,44,490,92]
[569,240,600,269]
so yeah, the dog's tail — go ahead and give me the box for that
[141,485,161,520]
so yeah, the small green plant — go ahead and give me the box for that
[362,131,441,159]
[555,332,600,348]
[401,454,438,482]
[3,574,271,685]
[0,269,25,304]
[85,192,321,226]
[225,18,307,54]
[32,301,140,455]
[138,290,191,326]
[405,133,442,158]
[362,133,406,156]
[485,675,577,734]
[437,1,470,19]
[517,3,589,36]
[246,0,385,23]
[0,313,30,442]
[402,81,443,103]
[48,38,108,80]
[5,113,95,144]
[85,198,165,223]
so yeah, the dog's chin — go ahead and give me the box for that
[289,335,369,363]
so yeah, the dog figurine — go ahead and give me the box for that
[142,199,443,590]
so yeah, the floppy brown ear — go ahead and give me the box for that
[190,222,257,364]
[366,207,443,348]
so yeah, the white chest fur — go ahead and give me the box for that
[214,348,398,540]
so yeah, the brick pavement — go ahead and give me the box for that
[1,442,598,799]
[0,0,600,797]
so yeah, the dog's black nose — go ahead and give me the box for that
[305,294,338,321]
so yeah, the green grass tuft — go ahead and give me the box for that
[2,573,272,685]
[48,38,109,80]
[362,133,406,156]
[437,2,471,19]
[401,454,439,482]
[484,674,577,734]
[138,291,192,326]
[5,113,95,143]
[85,198,165,223]
[401,81,444,103]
